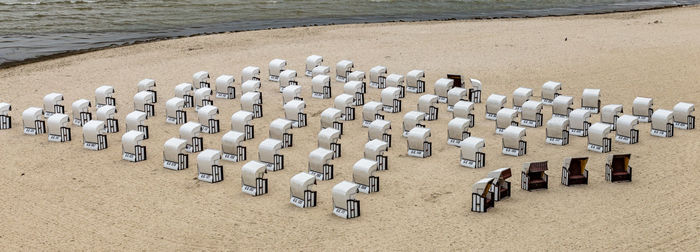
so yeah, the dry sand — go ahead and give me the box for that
[1,6,700,251]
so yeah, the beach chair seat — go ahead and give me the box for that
[446,74,465,88]
[460,137,485,168]
[193,71,210,88]
[332,181,360,219]
[215,75,236,99]
[467,78,483,103]
[290,172,317,208]
[278,69,297,92]
[196,149,223,183]
[541,81,561,105]
[347,71,367,91]
[312,65,331,77]
[521,161,548,191]
[241,161,268,196]
[133,91,155,118]
[305,55,323,77]
[485,94,506,120]
[447,88,467,112]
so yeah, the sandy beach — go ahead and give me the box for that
[1,5,699,250]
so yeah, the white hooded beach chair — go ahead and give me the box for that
[318,128,342,159]
[520,100,543,128]
[284,99,307,128]
[312,75,332,99]
[47,114,71,142]
[278,70,298,92]
[347,71,366,93]
[485,94,506,120]
[0,102,11,130]
[305,55,323,76]
[460,136,485,168]
[290,172,317,208]
[632,97,654,122]
[673,102,695,130]
[241,92,263,118]
[22,107,45,135]
[126,111,149,139]
[381,87,402,113]
[335,60,354,83]
[95,85,116,108]
[365,139,389,171]
[651,109,674,138]
[121,130,146,162]
[362,101,384,127]
[545,117,570,146]
[587,123,612,153]
[615,115,639,144]
[282,85,303,105]
[71,99,92,126]
[501,126,527,156]
[601,104,623,131]
[471,178,495,213]
[197,149,223,183]
[137,79,157,103]
[487,168,512,201]
[569,109,592,137]
[403,111,426,137]
[386,74,405,98]
[241,80,261,95]
[581,89,601,113]
[241,161,268,196]
[447,88,467,112]
[193,87,213,111]
[133,91,155,118]
[312,65,331,78]
[552,95,574,118]
[268,58,287,81]
[308,148,334,181]
[541,81,561,105]
[344,81,365,106]
[242,66,260,82]
[221,131,246,163]
[269,118,294,148]
[406,70,425,93]
[418,94,439,121]
[179,122,203,153]
[193,71,210,89]
[197,105,220,134]
[82,120,107,150]
[512,87,532,112]
[453,101,475,127]
[447,117,471,146]
[368,119,392,148]
[468,78,483,103]
[334,94,355,121]
[407,127,432,158]
[214,75,236,99]
[434,78,454,103]
[332,181,360,219]
[174,83,195,108]
[231,111,254,140]
[165,97,187,124]
[496,108,519,134]
[43,93,64,118]
[353,159,380,194]
[321,108,343,135]
[369,66,387,89]
[95,105,118,133]
[258,138,284,171]
[163,138,188,170]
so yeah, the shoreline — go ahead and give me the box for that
[1,2,696,70]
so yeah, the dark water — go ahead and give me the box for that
[1,0,698,68]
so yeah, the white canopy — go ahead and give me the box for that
[386,74,404,87]
[309,148,333,172]
[582,88,600,108]
[496,108,518,129]
[179,122,201,142]
[269,118,293,140]
[279,70,297,87]
[165,97,185,118]
[344,81,363,94]
[164,137,187,162]
[453,101,475,119]
[472,177,494,196]
[633,97,654,117]
[241,161,266,187]
[673,102,695,121]
[447,88,467,107]
[334,94,354,109]
[521,100,543,121]
[512,87,533,107]
[133,91,154,110]
[364,139,388,159]
[487,167,512,183]
[651,109,673,130]
[502,126,526,149]
[231,111,253,132]
[241,92,261,111]
[193,71,209,86]
[47,114,69,135]
[95,105,116,120]
[546,117,569,138]
[601,104,623,124]
[258,138,282,163]
[269,58,287,76]
[552,95,574,116]
[541,81,561,100]
[318,128,341,149]
[284,100,306,120]
[43,93,63,112]
[194,88,212,105]
[312,66,331,77]
[403,111,426,132]
[418,94,439,113]
[197,105,218,125]
[486,94,507,114]
[95,86,114,103]
[335,60,354,77]
[406,70,425,87]
[0,102,10,115]
[22,107,43,126]
[332,181,359,209]
[282,85,302,104]
[83,120,105,142]
[434,78,454,97]
[241,80,261,94]
[368,119,391,140]
[242,66,261,82]
[370,66,387,83]
[569,109,592,129]
[290,172,316,200]
[616,115,638,137]
[221,131,245,153]
[353,158,378,186]
[448,117,470,140]
[312,75,330,93]
[381,87,401,106]
[121,130,145,151]
[362,101,383,122]
[321,108,342,128]
[407,127,431,150]
[215,75,235,93]
[306,55,323,72]
[460,136,485,160]
[71,99,91,119]
[470,78,482,90]
[174,83,194,97]
[588,123,611,146]
[348,71,365,82]
[125,111,147,132]
[137,79,156,92]
[197,149,221,174]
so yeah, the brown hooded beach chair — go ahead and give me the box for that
[561,157,589,186]
[521,161,548,191]
[606,154,632,182]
